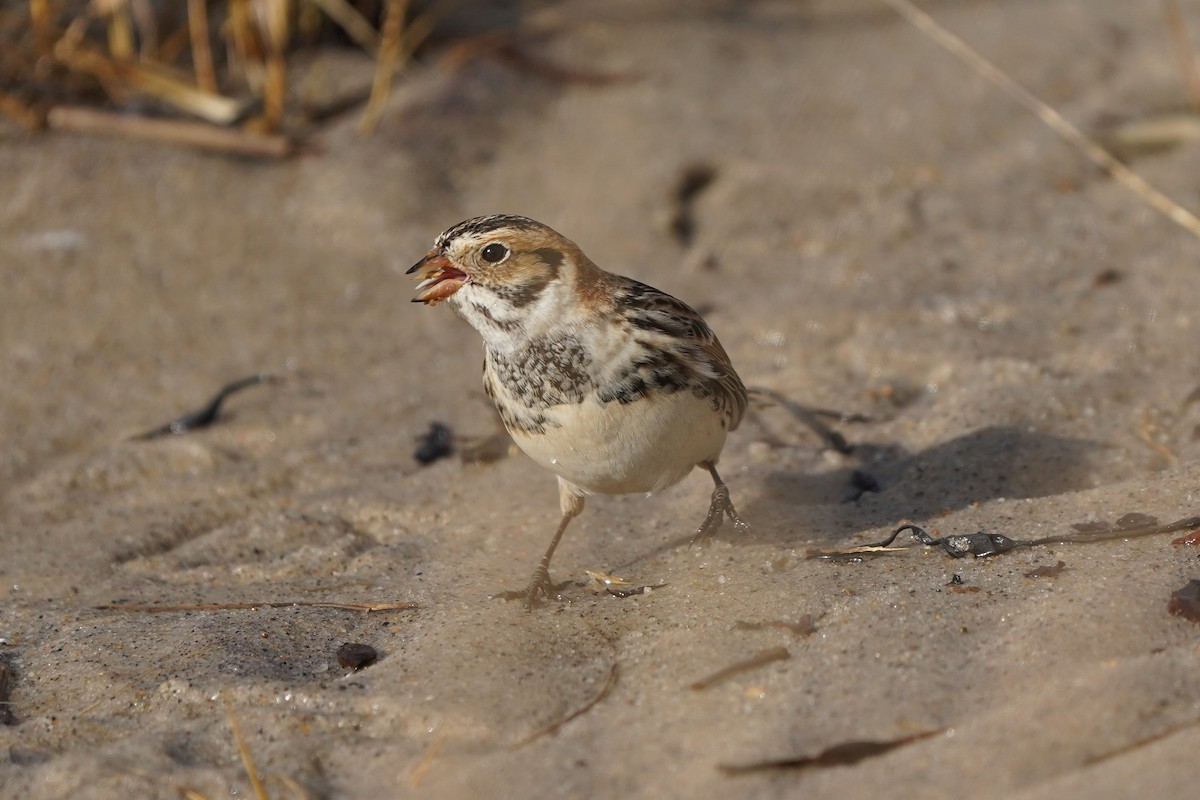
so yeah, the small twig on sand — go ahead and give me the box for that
[96,600,418,613]
[0,658,15,725]
[132,374,282,440]
[690,647,791,691]
[809,515,1200,561]
[510,661,619,749]
[409,733,447,789]
[748,387,853,453]
[1085,716,1200,766]
[720,729,942,775]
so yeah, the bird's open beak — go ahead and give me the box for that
[407,250,467,305]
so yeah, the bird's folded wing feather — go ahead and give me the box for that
[614,278,748,431]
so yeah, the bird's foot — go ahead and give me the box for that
[691,481,751,546]
[495,563,562,609]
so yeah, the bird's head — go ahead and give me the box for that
[408,215,573,310]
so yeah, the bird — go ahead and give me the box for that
[408,214,749,607]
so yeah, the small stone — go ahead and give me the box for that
[337,642,378,671]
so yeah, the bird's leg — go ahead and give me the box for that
[499,481,585,609]
[521,512,575,608]
[692,461,750,544]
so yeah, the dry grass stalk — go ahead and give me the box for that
[130,0,158,60]
[225,697,271,800]
[270,774,315,800]
[47,106,290,156]
[28,0,51,38]
[188,0,218,92]
[404,16,437,63]
[102,0,136,60]
[510,661,619,749]
[8,0,440,151]
[260,0,292,130]
[1084,716,1200,766]
[690,647,791,691]
[1105,113,1200,155]
[307,0,381,55]
[408,733,447,788]
[227,0,266,93]
[93,598,417,612]
[1162,0,1200,113]
[1137,407,1179,464]
[359,0,409,135]
[52,29,129,101]
[27,0,47,23]
[879,0,1200,242]
[0,658,15,725]
[157,22,193,64]
[116,58,245,122]
[51,21,245,124]
[0,90,46,129]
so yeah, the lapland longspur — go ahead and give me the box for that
[409,215,749,607]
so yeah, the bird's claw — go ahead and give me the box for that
[691,481,750,546]
[495,563,558,609]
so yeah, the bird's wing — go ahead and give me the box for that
[609,278,748,431]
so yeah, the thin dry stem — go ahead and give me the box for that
[510,661,619,749]
[398,4,440,57]
[0,91,46,129]
[261,0,292,130]
[1162,0,1200,113]
[1137,408,1179,464]
[51,32,243,123]
[93,598,416,612]
[408,733,447,788]
[271,774,315,800]
[225,697,270,800]
[105,0,135,60]
[228,0,265,92]
[1085,715,1200,765]
[690,646,791,691]
[116,59,243,123]
[880,0,1200,243]
[47,106,289,156]
[53,20,128,101]
[29,0,50,31]
[307,0,381,55]
[359,0,409,135]
[130,0,158,60]
[188,0,218,92]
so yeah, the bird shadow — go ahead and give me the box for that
[755,425,1115,546]
[637,425,1114,560]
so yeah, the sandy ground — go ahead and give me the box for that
[3,0,1200,797]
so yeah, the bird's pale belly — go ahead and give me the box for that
[508,391,727,495]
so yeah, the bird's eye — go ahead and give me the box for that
[481,243,509,264]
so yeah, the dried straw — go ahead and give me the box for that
[359,0,409,134]
[880,0,1200,242]
[187,0,217,92]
